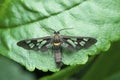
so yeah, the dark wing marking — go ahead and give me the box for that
[17,36,52,51]
[61,35,97,50]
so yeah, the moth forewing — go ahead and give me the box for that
[17,36,52,51]
[61,36,97,50]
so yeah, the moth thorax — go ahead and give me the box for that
[53,35,61,46]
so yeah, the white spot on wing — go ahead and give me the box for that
[29,43,35,48]
[41,41,47,45]
[83,38,89,41]
[46,43,52,48]
[36,43,41,46]
[62,43,68,48]
[37,39,42,42]
[79,41,85,46]
[25,40,31,44]
[67,39,75,47]
[37,41,47,49]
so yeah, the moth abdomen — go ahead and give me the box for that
[54,49,63,67]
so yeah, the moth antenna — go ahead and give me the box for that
[58,28,74,32]
[48,28,56,32]
[44,27,74,33]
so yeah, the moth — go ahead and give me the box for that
[17,28,97,67]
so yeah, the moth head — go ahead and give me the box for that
[54,31,60,34]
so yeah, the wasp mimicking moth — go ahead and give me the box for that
[17,28,97,67]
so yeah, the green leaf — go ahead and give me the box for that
[0,55,36,80]
[105,72,120,80]
[0,0,120,71]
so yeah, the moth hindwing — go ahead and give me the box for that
[17,28,97,67]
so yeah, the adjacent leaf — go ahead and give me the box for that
[0,55,36,80]
[81,42,120,80]
[0,0,120,71]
